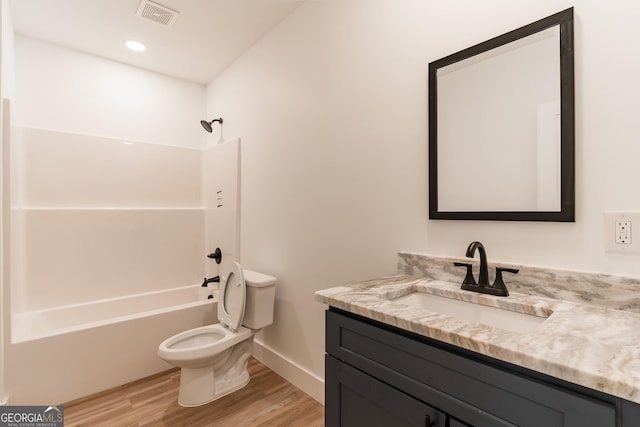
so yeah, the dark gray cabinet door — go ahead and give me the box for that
[326,355,446,427]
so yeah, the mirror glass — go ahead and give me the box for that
[429,8,574,221]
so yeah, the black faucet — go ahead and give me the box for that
[466,241,489,286]
[453,241,518,297]
[201,276,220,287]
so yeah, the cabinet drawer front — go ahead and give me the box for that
[327,309,616,427]
[326,355,446,427]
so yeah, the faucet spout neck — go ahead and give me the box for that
[466,241,489,286]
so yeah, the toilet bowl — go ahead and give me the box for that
[158,262,276,407]
[158,324,252,368]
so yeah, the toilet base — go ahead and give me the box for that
[177,338,253,407]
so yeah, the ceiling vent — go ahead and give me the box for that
[136,0,180,27]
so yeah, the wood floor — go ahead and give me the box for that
[63,358,324,427]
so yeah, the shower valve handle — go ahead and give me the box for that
[207,248,222,264]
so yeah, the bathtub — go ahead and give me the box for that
[7,284,218,405]
[11,284,216,343]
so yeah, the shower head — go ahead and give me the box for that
[200,118,223,133]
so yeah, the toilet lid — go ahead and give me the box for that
[218,262,246,331]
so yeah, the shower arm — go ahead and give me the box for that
[201,117,224,133]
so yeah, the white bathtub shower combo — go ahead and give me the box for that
[158,262,277,407]
[5,126,242,404]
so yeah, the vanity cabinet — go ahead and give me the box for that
[325,308,640,427]
[326,355,446,427]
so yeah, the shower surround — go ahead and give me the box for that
[11,127,205,311]
[5,126,240,404]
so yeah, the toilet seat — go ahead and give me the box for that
[158,324,252,365]
[218,262,246,331]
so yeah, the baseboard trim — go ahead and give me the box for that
[252,339,324,405]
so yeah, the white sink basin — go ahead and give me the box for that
[390,292,547,334]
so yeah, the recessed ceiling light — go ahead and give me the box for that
[125,40,146,52]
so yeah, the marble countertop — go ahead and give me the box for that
[315,274,640,404]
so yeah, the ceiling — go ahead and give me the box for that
[9,0,305,85]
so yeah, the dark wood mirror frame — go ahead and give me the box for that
[428,8,574,222]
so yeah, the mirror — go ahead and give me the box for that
[429,8,574,221]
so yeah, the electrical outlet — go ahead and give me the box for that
[615,220,631,244]
[605,212,640,253]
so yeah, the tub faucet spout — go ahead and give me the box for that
[201,276,220,287]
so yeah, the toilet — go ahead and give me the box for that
[158,262,276,407]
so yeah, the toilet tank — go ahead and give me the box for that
[242,269,277,329]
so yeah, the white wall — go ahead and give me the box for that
[14,35,206,149]
[0,0,14,404]
[206,0,640,401]
[1,0,13,101]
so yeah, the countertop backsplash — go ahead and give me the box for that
[398,252,640,313]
